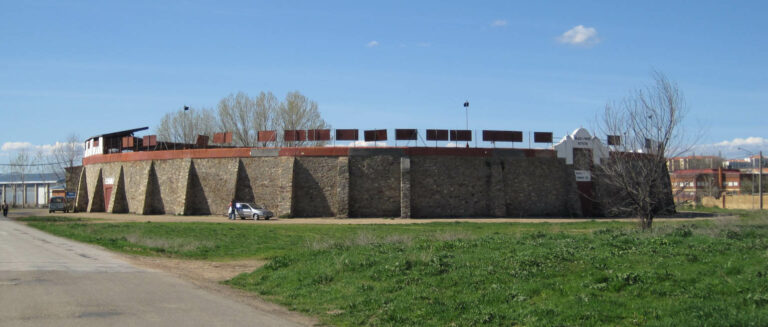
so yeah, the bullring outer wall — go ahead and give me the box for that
[75,147,585,218]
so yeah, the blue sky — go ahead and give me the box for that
[1,0,766,159]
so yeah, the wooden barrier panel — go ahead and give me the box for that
[450,130,472,142]
[395,129,418,140]
[426,129,449,141]
[335,129,359,141]
[533,132,553,143]
[258,130,277,142]
[482,130,522,142]
[364,129,387,142]
[307,129,331,141]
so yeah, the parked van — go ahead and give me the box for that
[49,196,68,213]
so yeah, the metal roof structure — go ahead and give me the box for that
[0,172,62,184]
[86,127,148,141]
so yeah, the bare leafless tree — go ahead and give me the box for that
[254,91,279,147]
[156,107,217,145]
[156,91,329,148]
[50,133,83,180]
[218,92,259,146]
[277,91,330,146]
[596,72,693,230]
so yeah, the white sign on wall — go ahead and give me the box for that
[104,177,115,185]
[574,170,592,182]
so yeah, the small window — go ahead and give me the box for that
[93,138,99,147]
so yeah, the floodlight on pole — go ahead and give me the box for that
[463,101,469,147]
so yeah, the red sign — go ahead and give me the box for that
[307,129,331,141]
[335,129,359,141]
[143,135,157,147]
[533,132,553,143]
[395,129,418,140]
[426,129,449,141]
[482,130,522,142]
[364,129,387,142]
[258,131,277,142]
[450,130,472,142]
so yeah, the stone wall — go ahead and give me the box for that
[349,154,401,217]
[503,157,581,217]
[700,194,767,210]
[292,157,340,217]
[190,158,238,215]
[410,156,493,217]
[122,161,151,214]
[240,157,294,217]
[76,148,605,218]
[152,159,190,215]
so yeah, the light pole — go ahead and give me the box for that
[463,101,469,147]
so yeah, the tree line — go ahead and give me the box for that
[156,91,330,147]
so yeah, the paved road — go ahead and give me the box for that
[0,213,307,327]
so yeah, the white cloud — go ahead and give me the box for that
[693,136,768,158]
[1,142,33,151]
[416,42,431,47]
[349,140,389,147]
[491,19,507,27]
[366,40,379,48]
[557,25,600,46]
[713,137,768,147]
[1,141,83,154]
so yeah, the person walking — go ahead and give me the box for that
[2,202,8,217]
[228,200,234,220]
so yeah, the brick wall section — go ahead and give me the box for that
[292,157,339,217]
[400,157,411,218]
[74,167,88,212]
[153,159,191,215]
[143,162,165,214]
[410,156,492,217]
[503,157,580,216]
[488,160,506,217]
[122,161,151,214]
[240,157,293,217]
[111,166,129,213]
[190,158,238,215]
[93,162,123,213]
[336,157,350,218]
[85,165,104,212]
[276,157,295,217]
[79,147,598,218]
[349,155,401,217]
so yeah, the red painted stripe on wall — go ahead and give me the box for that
[82,147,558,165]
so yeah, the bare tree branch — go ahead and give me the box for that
[595,72,691,230]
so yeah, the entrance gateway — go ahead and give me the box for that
[554,128,610,216]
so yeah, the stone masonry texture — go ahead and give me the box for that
[349,155,400,217]
[75,148,671,218]
[292,157,339,217]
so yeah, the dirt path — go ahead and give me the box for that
[17,208,721,225]
[118,255,320,326]
[1,213,316,327]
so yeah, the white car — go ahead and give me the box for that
[233,202,274,220]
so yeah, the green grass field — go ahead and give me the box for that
[20,212,768,326]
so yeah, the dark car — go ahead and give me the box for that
[49,196,68,213]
